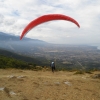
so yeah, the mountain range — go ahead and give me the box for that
[0,32,100,70]
[0,32,49,54]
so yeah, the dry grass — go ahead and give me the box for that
[0,69,100,100]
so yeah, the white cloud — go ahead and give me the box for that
[0,0,100,44]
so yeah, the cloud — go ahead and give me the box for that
[0,0,100,44]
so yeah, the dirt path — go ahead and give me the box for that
[0,69,100,100]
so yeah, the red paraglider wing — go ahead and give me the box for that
[20,14,80,40]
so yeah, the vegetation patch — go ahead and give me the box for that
[74,70,85,74]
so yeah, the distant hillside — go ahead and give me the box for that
[0,32,46,42]
[0,48,49,66]
[0,32,49,53]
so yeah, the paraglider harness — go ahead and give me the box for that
[51,62,55,72]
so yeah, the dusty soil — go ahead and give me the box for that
[0,69,100,100]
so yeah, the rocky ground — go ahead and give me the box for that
[0,69,100,100]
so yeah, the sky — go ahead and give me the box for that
[0,0,100,44]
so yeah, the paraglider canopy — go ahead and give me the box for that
[20,14,80,40]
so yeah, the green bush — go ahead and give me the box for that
[74,70,85,74]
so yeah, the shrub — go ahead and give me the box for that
[74,70,85,74]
